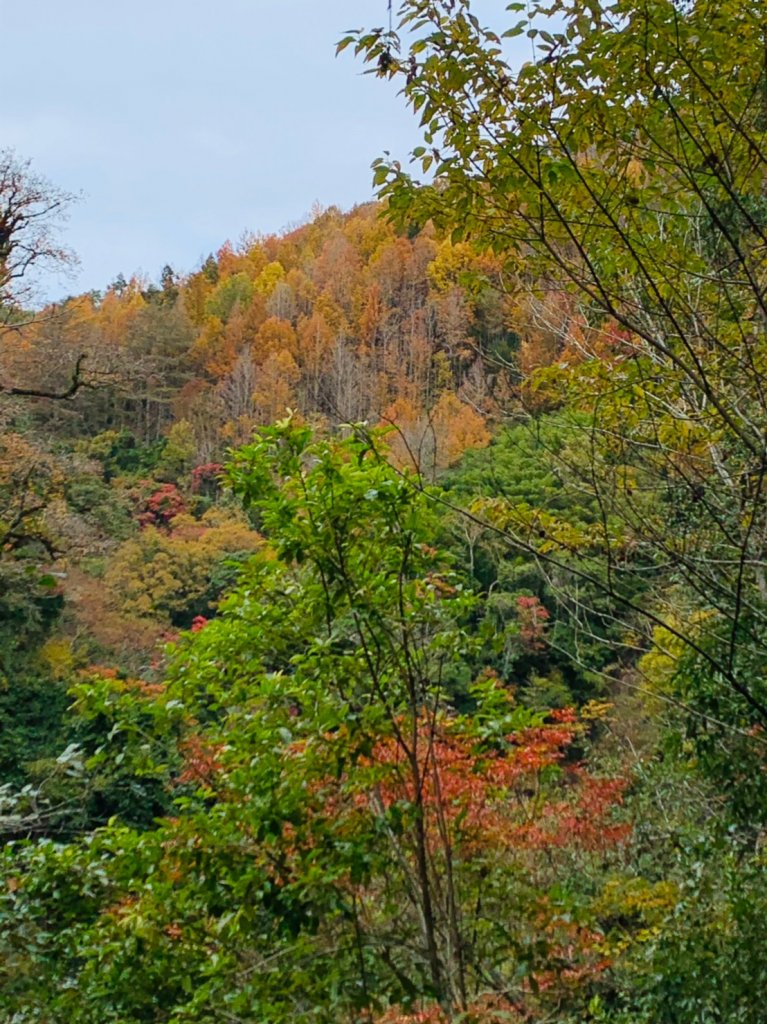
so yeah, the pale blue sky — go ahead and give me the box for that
[1,0,424,298]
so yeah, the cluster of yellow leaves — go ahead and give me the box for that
[105,509,261,623]
[637,610,716,701]
[39,637,77,679]
[596,877,679,953]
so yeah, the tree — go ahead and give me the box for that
[0,149,76,311]
[0,150,90,400]
[347,0,767,796]
[381,391,491,477]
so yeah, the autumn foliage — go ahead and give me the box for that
[357,708,627,854]
[134,482,187,529]
[1,203,542,478]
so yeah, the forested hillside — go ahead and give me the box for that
[1,199,520,678]
[6,203,506,459]
[2,0,767,1020]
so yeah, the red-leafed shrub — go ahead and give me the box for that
[135,483,187,529]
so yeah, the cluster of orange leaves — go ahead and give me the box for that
[177,734,225,787]
[80,665,166,698]
[359,709,628,854]
[375,993,523,1023]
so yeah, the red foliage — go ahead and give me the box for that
[135,482,187,528]
[516,595,550,652]
[191,702,626,1021]
[514,773,631,851]
[190,462,223,495]
[375,994,524,1023]
[352,707,627,856]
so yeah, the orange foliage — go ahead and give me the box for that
[7,203,526,474]
[217,294,267,366]
[59,568,168,675]
[360,709,628,854]
[431,392,491,466]
[296,311,335,367]
[254,316,298,363]
[382,393,490,474]
[253,350,301,423]
[177,734,224,788]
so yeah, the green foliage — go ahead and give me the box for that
[632,844,767,1024]
[0,562,66,782]
[64,473,134,539]
[205,271,254,321]
[0,561,62,668]
[7,5,767,1015]
[0,672,69,788]
[445,413,591,517]
[352,0,767,802]
[80,430,167,481]
[155,419,197,483]
[640,618,767,825]
[590,753,767,1024]
[65,671,181,829]
[443,414,638,704]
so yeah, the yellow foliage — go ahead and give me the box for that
[189,315,226,375]
[40,637,77,680]
[254,317,297,363]
[596,877,678,952]
[105,511,261,623]
[638,609,714,697]
[97,280,147,345]
[427,240,477,294]
[580,699,614,722]
[253,261,285,296]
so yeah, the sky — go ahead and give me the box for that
[0,0,426,299]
